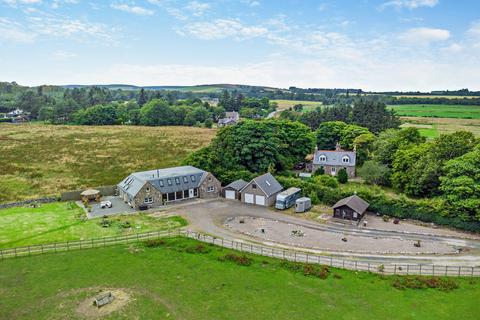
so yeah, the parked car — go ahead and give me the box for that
[100,201,112,209]
[293,162,305,170]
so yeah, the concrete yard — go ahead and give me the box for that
[225,216,457,254]
[85,196,136,218]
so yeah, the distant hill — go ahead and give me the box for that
[62,83,282,93]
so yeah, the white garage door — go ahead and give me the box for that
[244,193,254,204]
[255,195,266,206]
[225,190,236,200]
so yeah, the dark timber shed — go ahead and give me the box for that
[332,195,369,221]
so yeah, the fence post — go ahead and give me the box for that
[407,265,409,275]
[306,253,309,263]
[472,267,474,277]
[91,239,94,248]
[54,242,57,253]
[368,262,370,272]
[355,261,358,271]
[419,264,422,275]
[458,266,461,277]
[432,264,435,276]
[330,257,333,266]
[103,238,106,247]
[15,247,17,258]
[294,251,297,262]
[67,241,69,251]
[28,245,31,256]
[445,266,448,276]
[41,244,44,254]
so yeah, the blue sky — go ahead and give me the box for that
[0,0,479,90]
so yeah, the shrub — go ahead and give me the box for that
[219,254,253,266]
[185,244,211,254]
[144,239,166,247]
[280,261,331,279]
[313,166,325,176]
[382,215,390,222]
[392,276,459,292]
[337,168,348,184]
[313,174,339,188]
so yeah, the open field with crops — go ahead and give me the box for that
[273,99,323,112]
[0,201,186,248]
[400,117,480,137]
[389,104,480,119]
[1,237,478,320]
[0,124,216,203]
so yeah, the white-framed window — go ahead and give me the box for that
[159,180,164,187]
[207,186,215,192]
[144,197,153,204]
[191,175,196,182]
[319,155,327,162]
[342,156,350,163]
[331,167,336,174]
[167,178,172,186]
[175,177,181,185]
[183,176,188,183]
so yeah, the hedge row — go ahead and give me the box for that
[276,176,480,233]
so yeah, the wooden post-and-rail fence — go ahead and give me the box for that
[1,229,479,278]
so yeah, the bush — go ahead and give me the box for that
[313,166,325,176]
[280,261,331,279]
[337,168,348,184]
[185,244,211,254]
[144,239,166,247]
[392,276,459,292]
[219,253,253,266]
[313,174,339,188]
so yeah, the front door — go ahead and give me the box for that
[189,189,194,198]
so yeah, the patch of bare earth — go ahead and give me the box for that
[75,289,131,319]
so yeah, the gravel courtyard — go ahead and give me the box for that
[225,216,458,254]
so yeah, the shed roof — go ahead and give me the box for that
[241,172,283,197]
[332,195,369,214]
[224,179,248,191]
[81,189,100,196]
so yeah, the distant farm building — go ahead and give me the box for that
[311,143,356,177]
[218,111,240,127]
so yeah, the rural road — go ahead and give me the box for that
[153,199,480,267]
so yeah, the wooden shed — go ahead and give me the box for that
[332,195,369,221]
[81,189,101,202]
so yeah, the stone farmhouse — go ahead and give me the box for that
[218,111,240,127]
[311,143,356,177]
[117,166,221,209]
[238,173,283,206]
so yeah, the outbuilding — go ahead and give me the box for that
[240,173,283,206]
[332,195,369,221]
[223,179,248,200]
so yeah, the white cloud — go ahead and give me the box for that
[182,19,268,40]
[2,0,42,6]
[399,27,450,44]
[242,0,260,7]
[467,21,480,38]
[380,0,438,10]
[0,17,36,43]
[52,50,77,60]
[186,1,209,16]
[111,3,154,16]
[442,43,462,53]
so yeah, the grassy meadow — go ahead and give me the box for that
[0,237,478,320]
[0,201,187,248]
[273,99,323,112]
[0,123,215,203]
[389,104,480,119]
[400,117,480,137]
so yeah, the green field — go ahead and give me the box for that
[273,99,323,112]
[0,124,215,203]
[0,201,186,248]
[389,104,480,119]
[0,237,478,319]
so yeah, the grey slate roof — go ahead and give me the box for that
[224,179,248,191]
[118,166,207,198]
[333,195,369,214]
[313,150,356,167]
[242,173,283,197]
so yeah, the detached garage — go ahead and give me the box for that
[223,179,248,201]
[240,173,283,207]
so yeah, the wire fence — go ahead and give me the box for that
[1,229,479,277]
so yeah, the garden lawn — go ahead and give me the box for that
[0,123,215,203]
[0,237,478,320]
[0,201,186,248]
[389,104,480,119]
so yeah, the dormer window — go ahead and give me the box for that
[342,156,350,163]
[319,155,327,162]
[159,180,164,187]
[167,178,172,186]
[175,177,181,185]
[183,176,188,183]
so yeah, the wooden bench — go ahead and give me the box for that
[93,292,114,308]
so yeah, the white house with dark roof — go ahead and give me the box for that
[239,173,283,206]
[312,143,357,177]
[117,166,221,209]
[218,111,240,127]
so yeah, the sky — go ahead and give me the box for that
[0,0,479,91]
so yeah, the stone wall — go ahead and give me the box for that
[0,197,57,210]
[312,164,356,177]
[132,182,163,209]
